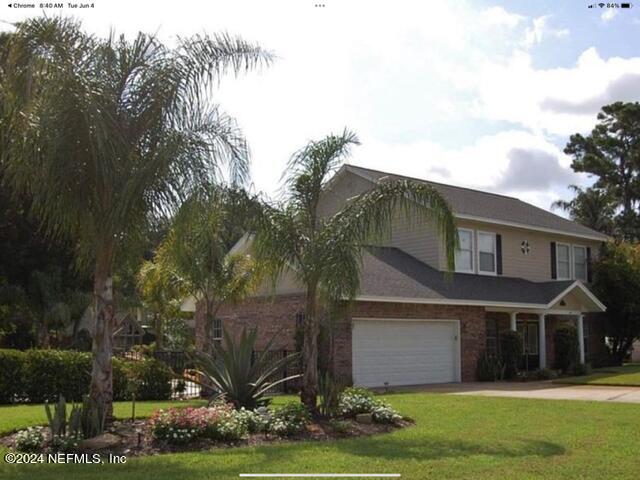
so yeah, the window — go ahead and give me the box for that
[556,243,571,280]
[213,318,223,344]
[455,228,474,273]
[477,232,497,274]
[573,245,587,281]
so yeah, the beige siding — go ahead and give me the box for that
[385,209,441,268]
[317,170,374,218]
[449,219,602,281]
[317,170,441,268]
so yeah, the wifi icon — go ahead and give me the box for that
[598,2,605,6]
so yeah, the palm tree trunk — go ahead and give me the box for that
[154,313,163,350]
[89,247,115,423]
[301,284,319,413]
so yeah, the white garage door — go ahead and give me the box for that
[352,319,460,387]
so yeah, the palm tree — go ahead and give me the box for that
[552,185,616,235]
[137,258,184,351]
[0,17,271,417]
[158,186,261,351]
[253,130,458,412]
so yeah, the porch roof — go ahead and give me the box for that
[356,246,605,312]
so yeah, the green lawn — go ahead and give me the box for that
[557,363,640,386]
[0,399,207,436]
[2,393,640,479]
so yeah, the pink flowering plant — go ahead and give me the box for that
[150,403,247,444]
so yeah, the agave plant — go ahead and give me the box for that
[190,328,301,409]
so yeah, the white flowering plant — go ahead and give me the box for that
[267,402,310,437]
[234,407,271,434]
[338,387,402,424]
[14,427,45,452]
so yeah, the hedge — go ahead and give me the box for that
[554,324,579,373]
[0,349,175,404]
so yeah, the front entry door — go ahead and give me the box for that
[517,321,539,370]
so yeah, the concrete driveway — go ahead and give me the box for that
[411,381,640,404]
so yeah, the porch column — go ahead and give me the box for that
[577,314,585,364]
[510,311,517,331]
[538,313,546,369]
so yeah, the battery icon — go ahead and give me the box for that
[621,2,631,7]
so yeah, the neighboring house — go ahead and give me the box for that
[186,165,610,387]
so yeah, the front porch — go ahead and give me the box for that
[485,281,607,370]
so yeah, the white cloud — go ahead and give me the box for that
[456,47,640,136]
[523,15,569,49]
[601,9,619,23]
[0,1,624,212]
[347,129,583,210]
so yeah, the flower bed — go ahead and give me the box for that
[1,388,411,457]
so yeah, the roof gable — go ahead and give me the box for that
[344,165,608,241]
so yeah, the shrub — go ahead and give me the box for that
[21,349,91,403]
[112,358,129,401]
[500,330,523,380]
[50,434,81,453]
[14,427,44,452]
[572,363,591,376]
[554,324,579,373]
[0,349,26,403]
[0,349,174,404]
[234,407,270,434]
[337,387,401,424]
[536,368,559,380]
[371,404,402,424]
[124,358,173,401]
[476,352,504,381]
[268,402,310,436]
[149,403,247,444]
[338,387,378,417]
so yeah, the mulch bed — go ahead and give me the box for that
[0,417,413,457]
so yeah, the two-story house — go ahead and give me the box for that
[189,165,609,387]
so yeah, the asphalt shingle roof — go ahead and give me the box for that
[347,165,608,240]
[359,246,574,305]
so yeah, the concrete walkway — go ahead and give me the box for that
[406,381,640,404]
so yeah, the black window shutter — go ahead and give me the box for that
[496,234,503,275]
[550,242,557,279]
[587,247,592,282]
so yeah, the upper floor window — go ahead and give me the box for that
[573,245,587,282]
[556,243,571,280]
[455,228,474,273]
[477,232,497,275]
[554,242,588,281]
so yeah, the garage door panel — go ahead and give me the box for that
[352,319,459,387]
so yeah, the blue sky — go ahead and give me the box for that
[3,0,640,211]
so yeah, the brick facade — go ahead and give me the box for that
[194,295,609,384]
[196,295,486,383]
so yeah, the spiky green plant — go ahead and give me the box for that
[190,327,300,410]
[44,394,67,438]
